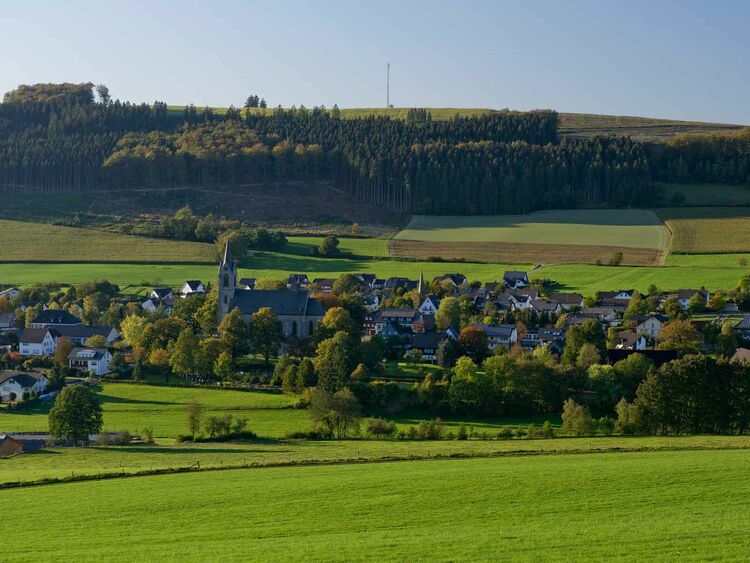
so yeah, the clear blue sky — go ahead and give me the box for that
[3,0,748,123]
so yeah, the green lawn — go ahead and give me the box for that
[0,383,306,440]
[395,210,670,249]
[4,449,750,560]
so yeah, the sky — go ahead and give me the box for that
[2,0,749,124]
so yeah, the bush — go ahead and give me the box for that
[284,429,326,440]
[496,427,514,440]
[456,424,468,440]
[142,427,155,444]
[364,417,397,439]
[415,419,444,440]
[542,421,555,439]
[597,416,615,436]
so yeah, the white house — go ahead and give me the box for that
[675,289,710,311]
[29,310,82,329]
[615,331,648,351]
[473,323,518,350]
[634,314,668,339]
[418,296,440,315]
[0,371,48,402]
[0,287,20,301]
[68,348,113,376]
[503,271,529,289]
[18,328,57,356]
[180,280,206,298]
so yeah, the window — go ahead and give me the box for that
[292,321,298,337]
[223,295,227,305]
[308,321,314,335]
[223,274,229,287]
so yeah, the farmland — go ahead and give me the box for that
[4,449,750,560]
[393,210,669,265]
[1,435,748,486]
[0,383,306,440]
[659,207,750,253]
[0,219,216,264]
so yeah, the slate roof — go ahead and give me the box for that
[0,371,44,387]
[31,310,82,326]
[183,280,203,291]
[229,290,325,317]
[18,327,52,344]
[68,347,109,361]
[549,292,584,305]
[0,312,15,325]
[54,326,114,340]
[473,323,516,338]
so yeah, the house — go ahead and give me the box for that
[675,289,710,311]
[384,277,418,292]
[582,307,618,323]
[598,290,634,302]
[407,332,447,362]
[433,273,468,290]
[730,348,750,364]
[615,331,648,351]
[150,288,174,302]
[312,278,337,292]
[286,274,309,290]
[370,309,420,334]
[180,280,205,298]
[0,312,15,330]
[503,271,529,289]
[239,278,256,290]
[734,315,750,341]
[633,314,668,339]
[0,435,23,457]
[530,299,562,315]
[54,325,119,347]
[353,273,378,289]
[68,348,113,376]
[412,313,436,334]
[29,309,82,329]
[473,323,517,350]
[0,287,20,301]
[18,328,57,356]
[0,371,48,402]
[418,296,440,315]
[548,292,585,311]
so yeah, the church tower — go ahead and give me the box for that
[218,241,237,323]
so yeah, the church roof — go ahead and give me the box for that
[229,290,325,317]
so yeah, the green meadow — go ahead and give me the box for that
[0,383,306,440]
[0,219,216,263]
[396,210,670,249]
[4,449,750,561]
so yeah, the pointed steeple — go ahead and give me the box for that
[418,271,425,297]
[222,240,233,269]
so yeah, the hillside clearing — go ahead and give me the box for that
[657,182,750,207]
[0,220,216,264]
[4,450,750,561]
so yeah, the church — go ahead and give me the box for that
[217,243,325,338]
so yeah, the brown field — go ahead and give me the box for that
[388,239,666,266]
[558,113,744,141]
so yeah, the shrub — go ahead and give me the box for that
[142,427,155,444]
[364,417,397,439]
[542,421,555,439]
[456,424,468,440]
[414,419,444,440]
[597,416,615,436]
[284,429,326,440]
[496,427,514,440]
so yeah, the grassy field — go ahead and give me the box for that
[4,449,750,560]
[659,207,750,253]
[285,236,390,257]
[393,210,669,265]
[558,112,744,141]
[658,182,750,207]
[1,435,748,486]
[0,383,306,440]
[0,220,216,264]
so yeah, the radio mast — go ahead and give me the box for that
[386,62,390,108]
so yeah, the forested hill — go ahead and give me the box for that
[0,82,748,215]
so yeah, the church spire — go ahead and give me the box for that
[222,240,233,268]
[418,271,425,297]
